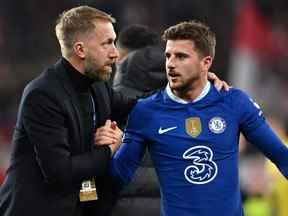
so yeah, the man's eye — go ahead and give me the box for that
[177,54,187,59]
[102,40,114,47]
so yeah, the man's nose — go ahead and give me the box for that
[166,58,175,69]
[110,45,119,60]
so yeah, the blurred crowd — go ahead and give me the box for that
[1,0,288,215]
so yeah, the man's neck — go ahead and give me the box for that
[173,78,208,102]
[64,55,85,75]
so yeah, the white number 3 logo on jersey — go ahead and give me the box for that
[183,146,218,184]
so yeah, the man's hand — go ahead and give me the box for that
[95,120,123,156]
[208,72,230,91]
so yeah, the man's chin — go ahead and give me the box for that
[169,83,180,90]
[102,70,112,80]
[102,74,111,81]
[85,70,111,81]
[98,72,111,81]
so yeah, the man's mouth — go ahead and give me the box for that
[104,63,113,70]
[168,71,180,78]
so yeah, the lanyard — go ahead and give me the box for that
[90,94,97,130]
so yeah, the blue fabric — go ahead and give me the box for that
[112,84,288,216]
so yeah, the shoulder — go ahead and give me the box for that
[126,91,162,130]
[135,91,162,110]
[220,87,264,125]
[25,73,55,93]
[128,91,162,120]
[212,87,262,121]
[21,65,65,105]
[220,87,247,99]
[219,87,252,107]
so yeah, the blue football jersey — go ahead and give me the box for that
[112,83,288,216]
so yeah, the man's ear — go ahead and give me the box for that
[73,41,85,59]
[201,56,213,71]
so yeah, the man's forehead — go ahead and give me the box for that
[93,20,114,31]
[93,20,116,39]
[165,40,195,52]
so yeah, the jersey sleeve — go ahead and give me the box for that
[111,101,148,185]
[234,90,288,178]
[235,90,265,134]
[245,123,288,178]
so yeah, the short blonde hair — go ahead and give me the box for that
[55,5,116,57]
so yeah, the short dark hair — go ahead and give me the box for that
[117,24,159,51]
[162,20,216,58]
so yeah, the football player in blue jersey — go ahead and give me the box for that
[110,20,288,216]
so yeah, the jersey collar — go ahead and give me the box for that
[165,81,211,104]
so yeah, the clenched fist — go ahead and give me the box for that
[95,120,123,156]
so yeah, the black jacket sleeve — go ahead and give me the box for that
[22,89,111,187]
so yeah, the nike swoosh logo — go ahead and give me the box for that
[158,126,177,134]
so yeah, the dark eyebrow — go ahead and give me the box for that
[101,38,115,45]
[175,52,189,57]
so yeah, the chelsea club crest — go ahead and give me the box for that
[208,117,226,134]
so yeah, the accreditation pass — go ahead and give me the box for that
[79,178,98,202]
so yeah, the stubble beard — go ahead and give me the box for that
[170,74,201,98]
[85,66,111,81]
[84,58,111,81]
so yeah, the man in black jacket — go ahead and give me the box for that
[0,6,132,216]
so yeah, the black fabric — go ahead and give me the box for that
[111,150,161,216]
[111,197,160,216]
[62,57,95,92]
[78,92,94,151]
[0,58,136,216]
[112,46,165,216]
[113,46,167,98]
